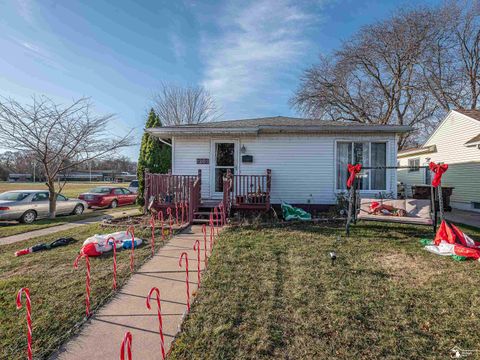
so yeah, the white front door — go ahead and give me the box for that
[211,140,238,198]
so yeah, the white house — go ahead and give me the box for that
[147,116,411,210]
[397,109,480,212]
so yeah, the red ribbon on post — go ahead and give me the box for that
[146,287,166,360]
[179,251,190,312]
[126,226,135,272]
[149,215,155,256]
[202,224,208,266]
[74,253,91,317]
[120,331,133,360]
[107,236,117,290]
[346,164,362,189]
[16,287,32,360]
[429,162,448,188]
[193,239,201,286]
[158,210,165,242]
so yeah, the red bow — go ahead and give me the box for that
[429,162,448,188]
[347,164,362,189]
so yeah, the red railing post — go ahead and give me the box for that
[266,169,272,210]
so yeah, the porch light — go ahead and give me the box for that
[240,145,247,154]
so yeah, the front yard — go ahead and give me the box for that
[170,222,480,359]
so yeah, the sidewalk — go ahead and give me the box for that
[51,225,211,359]
[0,208,141,246]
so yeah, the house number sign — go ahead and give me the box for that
[196,158,209,164]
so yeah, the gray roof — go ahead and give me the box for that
[455,109,480,122]
[147,116,412,138]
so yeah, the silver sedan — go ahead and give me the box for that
[0,190,88,223]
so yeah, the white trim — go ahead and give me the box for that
[209,139,239,199]
[171,137,176,174]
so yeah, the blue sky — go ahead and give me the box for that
[0,0,437,159]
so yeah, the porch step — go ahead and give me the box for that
[191,218,210,224]
[194,211,212,216]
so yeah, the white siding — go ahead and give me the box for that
[398,111,480,211]
[173,133,397,204]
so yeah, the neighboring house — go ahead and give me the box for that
[397,109,480,212]
[147,116,410,210]
[8,173,32,182]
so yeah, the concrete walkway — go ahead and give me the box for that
[0,208,141,246]
[445,209,480,228]
[51,225,212,359]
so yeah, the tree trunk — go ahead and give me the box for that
[47,181,57,219]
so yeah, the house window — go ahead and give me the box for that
[336,142,387,190]
[408,158,420,172]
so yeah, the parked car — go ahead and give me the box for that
[0,190,87,224]
[79,187,137,209]
[128,180,139,193]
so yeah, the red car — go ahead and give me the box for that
[79,187,137,209]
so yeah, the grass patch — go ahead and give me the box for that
[0,205,139,238]
[170,222,480,359]
[0,222,161,360]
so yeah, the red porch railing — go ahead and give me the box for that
[223,169,272,211]
[144,170,201,223]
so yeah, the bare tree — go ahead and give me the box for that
[0,96,133,218]
[422,1,480,110]
[153,83,220,125]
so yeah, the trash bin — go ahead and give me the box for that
[411,185,454,211]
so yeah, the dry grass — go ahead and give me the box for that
[170,222,480,359]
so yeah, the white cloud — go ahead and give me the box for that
[201,0,317,116]
[170,32,186,61]
[15,0,35,24]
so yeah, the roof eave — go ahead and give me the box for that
[398,145,437,158]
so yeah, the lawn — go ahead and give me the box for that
[0,181,130,199]
[0,205,139,238]
[0,222,159,360]
[170,222,480,359]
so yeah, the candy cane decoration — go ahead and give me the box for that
[180,201,185,225]
[214,206,219,235]
[16,288,32,360]
[74,253,91,317]
[149,215,155,256]
[158,210,165,242]
[193,240,201,286]
[120,331,133,360]
[179,252,190,312]
[107,236,117,290]
[146,287,166,360]
[202,224,208,266]
[175,202,179,226]
[126,226,135,272]
[209,212,214,248]
[167,207,173,237]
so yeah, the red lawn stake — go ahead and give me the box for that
[16,287,32,360]
[158,210,165,242]
[218,203,224,226]
[193,240,201,286]
[74,253,91,317]
[179,252,190,312]
[149,215,155,256]
[202,224,208,266]
[214,207,219,235]
[180,201,185,224]
[126,226,135,272]
[209,212,214,247]
[146,287,166,360]
[167,207,173,237]
[107,236,118,290]
[120,331,133,360]
[175,202,179,226]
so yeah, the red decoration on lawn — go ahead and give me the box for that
[175,202,179,226]
[185,201,189,223]
[202,224,208,266]
[146,287,166,360]
[74,253,91,317]
[167,207,173,237]
[158,210,165,242]
[193,239,201,286]
[179,251,190,312]
[16,287,32,360]
[219,202,225,226]
[180,201,185,224]
[347,164,362,189]
[214,206,219,235]
[120,331,133,360]
[107,236,117,290]
[149,215,155,255]
[126,226,135,272]
[209,212,214,247]
[429,162,449,188]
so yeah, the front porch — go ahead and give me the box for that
[144,169,272,223]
